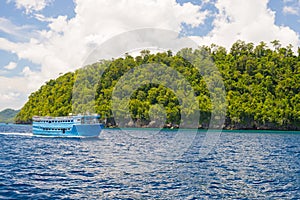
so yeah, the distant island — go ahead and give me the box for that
[15,40,300,130]
[0,109,19,124]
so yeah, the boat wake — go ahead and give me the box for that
[0,132,100,140]
[0,132,33,137]
[31,135,100,139]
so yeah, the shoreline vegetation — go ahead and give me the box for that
[15,40,300,131]
[0,109,20,124]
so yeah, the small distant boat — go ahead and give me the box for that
[32,115,104,137]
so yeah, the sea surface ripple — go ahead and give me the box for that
[0,125,299,199]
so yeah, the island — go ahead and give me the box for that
[14,40,300,131]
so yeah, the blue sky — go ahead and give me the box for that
[0,0,299,110]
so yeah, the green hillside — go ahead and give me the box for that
[15,41,300,130]
[0,109,19,123]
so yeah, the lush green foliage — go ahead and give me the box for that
[15,41,300,130]
[16,72,74,123]
[0,108,19,123]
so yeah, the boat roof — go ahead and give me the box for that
[32,114,100,121]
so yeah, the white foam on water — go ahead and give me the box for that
[0,132,101,139]
[31,135,96,139]
[0,132,33,137]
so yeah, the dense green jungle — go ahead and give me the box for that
[15,40,300,130]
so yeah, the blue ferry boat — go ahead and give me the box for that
[32,115,104,137]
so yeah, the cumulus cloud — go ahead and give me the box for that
[3,0,207,74]
[192,0,300,50]
[3,62,17,70]
[7,0,52,14]
[0,0,207,110]
[0,0,300,110]
[0,76,29,110]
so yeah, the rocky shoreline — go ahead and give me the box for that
[14,117,300,131]
[105,119,300,131]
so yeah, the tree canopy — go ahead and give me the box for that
[15,40,300,130]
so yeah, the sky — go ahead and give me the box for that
[0,0,299,111]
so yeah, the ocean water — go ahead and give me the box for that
[0,124,299,199]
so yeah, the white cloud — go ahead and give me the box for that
[0,17,33,39]
[282,0,300,15]
[48,15,68,33]
[0,76,29,110]
[193,0,300,50]
[0,38,18,52]
[7,0,52,14]
[3,62,17,70]
[0,0,300,110]
[1,92,20,101]
[0,0,207,110]
[283,6,299,15]
[2,0,207,73]
[21,66,33,76]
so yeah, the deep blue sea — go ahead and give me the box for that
[0,124,299,199]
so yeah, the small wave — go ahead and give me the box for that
[0,132,33,137]
[0,132,100,140]
[31,135,92,138]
